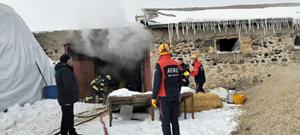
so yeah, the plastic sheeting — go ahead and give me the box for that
[0,4,55,111]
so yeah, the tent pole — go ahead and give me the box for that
[35,62,48,87]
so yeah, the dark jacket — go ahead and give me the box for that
[152,55,182,99]
[190,60,206,84]
[55,62,79,106]
[180,63,190,73]
[180,63,190,86]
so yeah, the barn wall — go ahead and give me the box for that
[149,27,300,90]
[34,27,300,90]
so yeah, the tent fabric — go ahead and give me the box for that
[0,4,55,111]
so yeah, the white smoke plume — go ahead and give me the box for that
[72,27,153,71]
[67,0,153,79]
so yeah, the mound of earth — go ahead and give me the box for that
[235,63,300,135]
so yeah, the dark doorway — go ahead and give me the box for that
[216,38,240,52]
[93,58,143,92]
[295,36,300,46]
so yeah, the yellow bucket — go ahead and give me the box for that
[232,94,246,105]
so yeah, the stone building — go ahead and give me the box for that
[137,3,300,90]
[35,3,300,92]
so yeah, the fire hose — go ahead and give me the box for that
[48,107,107,135]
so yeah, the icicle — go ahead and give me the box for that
[193,23,196,35]
[265,19,268,32]
[238,24,241,37]
[218,22,221,32]
[175,23,180,41]
[272,20,276,35]
[186,22,189,36]
[244,22,248,35]
[224,21,228,32]
[252,20,255,32]
[199,23,202,31]
[235,21,239,33]
[182,22,185,35]
[248,20,251,32]
[168,23,174,46]
[212,23,214,32]
[291,21,294,33]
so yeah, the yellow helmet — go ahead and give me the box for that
[191,54,197,60]
[183,71,190,77]
[158,44,170,55]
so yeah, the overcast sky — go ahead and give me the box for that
[0,0,299,31]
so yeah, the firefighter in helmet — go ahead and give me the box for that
[152,43,182,135]
[85,75,112,103]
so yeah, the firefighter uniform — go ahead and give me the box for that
[87,75,112,103]
[152,44,182,135]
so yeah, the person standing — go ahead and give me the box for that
[152,44,182,135]
[177,58,190,86]
[190,54,206,93]
[55,54,80,135]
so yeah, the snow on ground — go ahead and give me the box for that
[209,87,230,101]
[0,100,101,135]
[77,103,240,135]
[0,88,240,135]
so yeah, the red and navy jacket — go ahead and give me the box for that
[190,59,206,84]
[152,55,182,99]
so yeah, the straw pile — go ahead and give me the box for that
[180,93,223,112]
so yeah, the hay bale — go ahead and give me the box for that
[180,93,223,112]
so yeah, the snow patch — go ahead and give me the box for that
[109,87,195,97]
[180,87,196,94]
[209,87,229,101]
[0,100,101,135]
[108,88,146,97]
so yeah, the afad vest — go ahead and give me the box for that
[157,55,181,98]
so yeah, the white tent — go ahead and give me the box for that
[0,4,55,111]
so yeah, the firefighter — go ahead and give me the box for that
[190,54,206,93]
[85,75,112,103]
[152,44,182,135]
[177,58,190,86]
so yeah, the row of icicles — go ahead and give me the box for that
[167,18,300,45]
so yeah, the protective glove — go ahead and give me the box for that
[183,71,190,77]
[151,99,157,108]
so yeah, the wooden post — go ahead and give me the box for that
[191,93,195,119]
[151,107,155,121]
[184,98,187,119]
[108,98,113,127]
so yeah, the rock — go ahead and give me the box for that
[282,58,288,63]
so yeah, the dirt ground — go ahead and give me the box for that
[234,63,300,135]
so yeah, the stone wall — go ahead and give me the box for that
[34,31,75,61]
[150,27,299,90]
[33,27,300,90]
